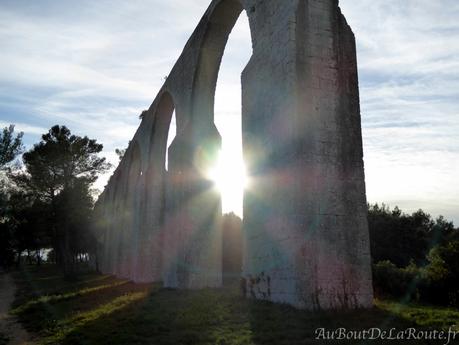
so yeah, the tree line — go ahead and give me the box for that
[0,124,110,277]
[369,204,459,307]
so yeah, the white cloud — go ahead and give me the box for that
[339,0,459,223]
[0,0,458,223]
[0,121,47,136]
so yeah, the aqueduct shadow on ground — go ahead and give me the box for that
[11,266,436,345]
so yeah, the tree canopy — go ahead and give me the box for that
[17,125,110,200]
[7,125,111,276]
[368,203,456,267]
[0,125,24,169]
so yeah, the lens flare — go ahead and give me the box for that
[207,150,248,217]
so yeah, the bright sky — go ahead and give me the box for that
[0,0,458,223]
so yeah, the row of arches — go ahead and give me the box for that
[94,0,375,310]
[96,0,253,284]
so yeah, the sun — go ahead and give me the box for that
[207,149,248,217]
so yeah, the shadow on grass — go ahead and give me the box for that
[12,280,130,315]
[57,289,432,345]
[11,266,442,345]
[11,265,153,336]
[13,266,113,303]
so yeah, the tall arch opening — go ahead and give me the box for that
[214,11,252,219]
[162,0,254,289]
[196,0,253,285]
[191,0,253,219]
[148,92,176,232]
[211,8,252,285]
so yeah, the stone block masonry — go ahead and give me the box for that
[92,0,373,310]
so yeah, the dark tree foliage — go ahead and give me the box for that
[422,241,459,306]
[0,124,24,269]
[0,222,15,268]
[54,178,96,276]
[0,125,24,168]
[0,189,49,269]
[1,124,24,215]
[115,148,127,162]
[373,241,459,307]
[6,191,51,264]
[368,204,456,267]
[372,260,420,300]
[369,204,459,307]
[17,125,110,199]
[12,125,110,277]
[115,141,130,162]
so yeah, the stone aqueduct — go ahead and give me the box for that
[93,0,374,310]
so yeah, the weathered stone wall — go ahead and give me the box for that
[93,0,373,309]
[241,0,373,309]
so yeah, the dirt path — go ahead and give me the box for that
[0,273,33,345]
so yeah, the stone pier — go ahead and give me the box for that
[93,0,373,310]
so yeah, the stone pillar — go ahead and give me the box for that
[163,123,222,289]
[241,0,373,309]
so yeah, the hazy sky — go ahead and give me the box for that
[0,0,458,223]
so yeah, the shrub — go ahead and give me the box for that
[421,241,459,307]
[372,260,421,301]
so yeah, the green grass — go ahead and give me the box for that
[376,299,459,329]
[10,265,459,345]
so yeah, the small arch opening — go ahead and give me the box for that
[147,92,176,173]
[165,109,176,172]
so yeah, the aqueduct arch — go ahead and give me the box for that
[93,0,374,310]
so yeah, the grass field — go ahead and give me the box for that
[9,265,459,345]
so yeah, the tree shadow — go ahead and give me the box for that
[12,267,438,345]
[12,265,113,306]
[247,300,432,345]
[56,286,434,345]
[12,268,150,336]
